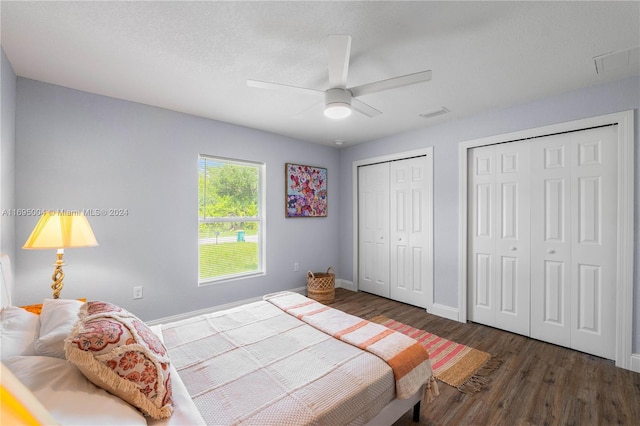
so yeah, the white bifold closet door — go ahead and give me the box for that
[358,162,390,298]
[358,156,432,308]
[469,140,531,336]
[530,126,617,359]
[469,125,617,360]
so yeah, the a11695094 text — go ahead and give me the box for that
[1,208,129,217]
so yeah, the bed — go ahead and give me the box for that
[1,256,436,425]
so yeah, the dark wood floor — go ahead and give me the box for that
[329,288,640,426]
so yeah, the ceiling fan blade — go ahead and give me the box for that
[327,35,351,88]
[349,70,432,98]
[351,98,382,118]
[291,100,323,119]
[246,79,322,96]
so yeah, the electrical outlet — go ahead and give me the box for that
[293,262,299,272]
[133,286,143,300]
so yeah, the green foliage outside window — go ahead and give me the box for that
[198,157,262,282]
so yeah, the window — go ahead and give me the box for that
[198,155,264,284]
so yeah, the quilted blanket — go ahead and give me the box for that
[264,292,434,400]
[162,299,397,425]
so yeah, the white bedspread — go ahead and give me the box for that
[161,300,395,425]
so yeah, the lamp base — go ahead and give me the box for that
[50,250,65,299]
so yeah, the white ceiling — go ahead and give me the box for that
[1,1,639,147]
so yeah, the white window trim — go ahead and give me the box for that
[198,155,266,286]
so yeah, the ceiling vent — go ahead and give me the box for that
[593,45,640,74]
[418,107,450,119]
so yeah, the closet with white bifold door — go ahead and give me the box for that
[468,125,618,360]
[358,153,433,309]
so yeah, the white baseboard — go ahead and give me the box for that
[631,354,640,373]
[147,286,307,326]
[335,281,461,323]
[336,279,356,291]
[428,303,460,322]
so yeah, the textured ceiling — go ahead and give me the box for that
[1,1,639,147]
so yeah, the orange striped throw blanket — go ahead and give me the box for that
[264,292,438,402]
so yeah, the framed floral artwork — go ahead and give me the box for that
[285,163,327,217]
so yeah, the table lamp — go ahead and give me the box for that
[22,211,98,299]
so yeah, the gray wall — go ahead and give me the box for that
[14,78,341,321]
[337,75,639,352]
[1,47,17,293]
[8,69,640,352]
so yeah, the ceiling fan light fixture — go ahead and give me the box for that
[324,103,352,119]
[324,88,352,119]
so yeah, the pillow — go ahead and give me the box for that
[34,298,84,358]
[21,298,86,315]
[0,306,40,359]
[65,301,173,420]
[3,355,147,426]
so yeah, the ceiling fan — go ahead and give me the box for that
[247,35,432,119]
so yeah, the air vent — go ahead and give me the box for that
[418,107,450,119]
[593,45,640,74]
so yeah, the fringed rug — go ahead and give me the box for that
[371,315,502,393]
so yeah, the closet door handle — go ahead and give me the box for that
[547,249,556,254]
[510,246,517,251]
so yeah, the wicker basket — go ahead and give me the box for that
[307,266,335,304]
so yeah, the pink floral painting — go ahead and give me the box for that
[286,163,327,217]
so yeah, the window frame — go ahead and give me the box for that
[198,154,266,285]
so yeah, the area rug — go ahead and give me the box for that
[371,315,502,393]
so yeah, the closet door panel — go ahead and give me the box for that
[569,126,617,359]
[531,134,572,346]
[469,142,530,335]
[494,142,530,335]
[468,146,496,325]
[531,126,617,358]
[358,162,390,297]
[390,157,430,308]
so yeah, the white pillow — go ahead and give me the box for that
[0,306,40,359]
[4,356,147,425]
[34,298,83,358]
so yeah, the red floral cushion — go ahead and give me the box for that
[64,301,173,419]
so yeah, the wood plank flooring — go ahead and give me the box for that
[329,288,640,426]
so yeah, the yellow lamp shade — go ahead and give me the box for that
[22,211,98,299]
[23,211,98,250]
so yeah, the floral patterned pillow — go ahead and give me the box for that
[64,301,173,419]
